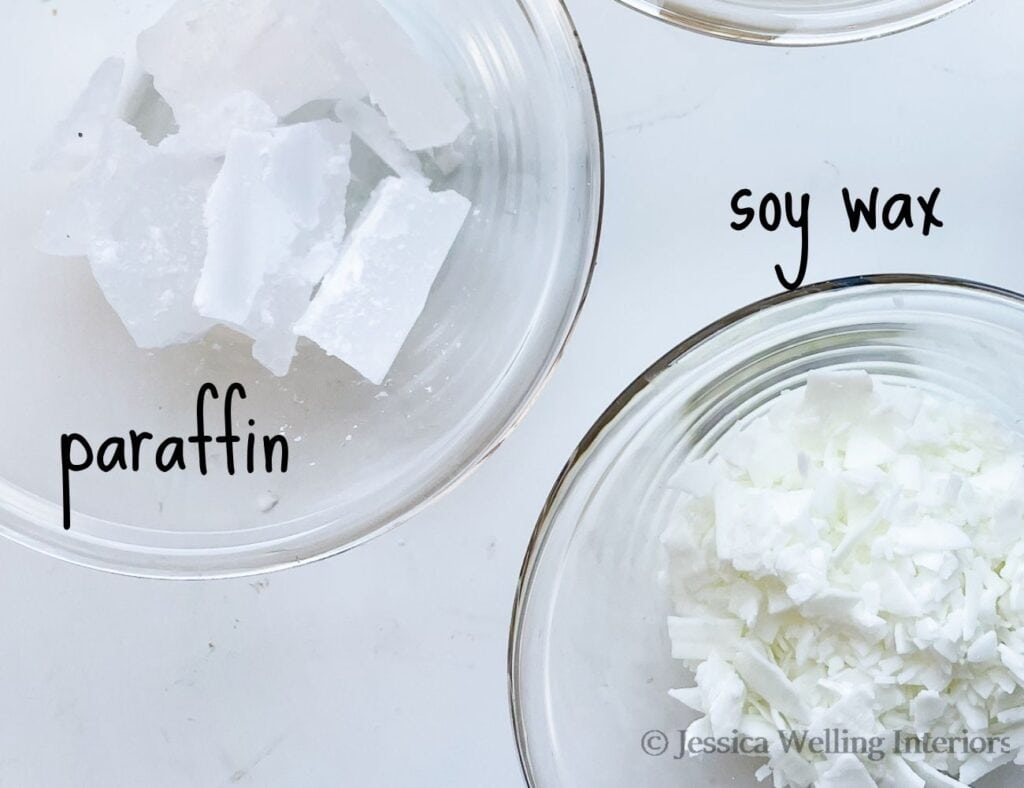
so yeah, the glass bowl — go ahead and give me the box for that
[509,275,1024,787]
[0,0,602,578]
[614,0,975,45]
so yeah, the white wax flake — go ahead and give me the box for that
[195,122,338,326]
[324,0,469,150]
[137,0,365,119]
[36,57,125,173]
[666,618,741,661]
[335,100,426,181]
[294,177,470,385]
[733,646,810,723]
[695,653,746,735]
[817,755,877,788]
[911,690,947,728]
[663,370,1024,787]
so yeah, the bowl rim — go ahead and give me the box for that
[611,0,975,46]
[1,0,606,581]
[507,273,1024,785]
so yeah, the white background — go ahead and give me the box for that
[3,0,1024,785]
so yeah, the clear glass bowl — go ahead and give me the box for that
[509,275,1024,787]
[0,0,602,578]
[614,0,975,45]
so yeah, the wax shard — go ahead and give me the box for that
[817,755,876,788]
[36,57,125,172]
[162,91,277,158]
[242,127,353,376]
[294,177,470,385]
[81,122,217,347]
[195,122,338,326]
[292,123,355,276]
[137,0,365,119]
[334,100,425,181]
[244,272,322,376]
[325,0,469,150]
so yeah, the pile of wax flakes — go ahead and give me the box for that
[37,0,472,384]
[663,372,1024,787]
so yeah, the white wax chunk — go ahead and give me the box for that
[210,123,352,376]
[263,124,336,231]
[195,122,337,326]
[326,0,469,150]
[240,8,366,117]
[137,0,365,119]
[40,115,150,258]
[292,124,356,292]
[39,179,94,257]
[292,124,355,283]
[334,100,425,181]
[82,122,217,347]
[246,130,353,376]
[36,57,125,172]
[426,145,466,178]
[294,176,470,385]
[245,271,321,376]
[162,91,278,158]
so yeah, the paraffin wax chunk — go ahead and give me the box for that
[195,122,337,326]
[294,177,470,385]
[39,177,94,258]
[41,117,152,258]
[36,57,125,173]
[334,100,425,182]
[83,122,218,347]
[242,127,353,376]
[162,91,278,158]
[137,0,365,119]
[245,271,325,376]
[326,0,469,150]
[237,5,366,117]
[292,123,354,282]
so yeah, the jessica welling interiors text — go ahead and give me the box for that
[640,728,1012,763]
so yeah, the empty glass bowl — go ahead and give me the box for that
[614,0,975,45]
[509,276,1024,787]
[0,0,602,578]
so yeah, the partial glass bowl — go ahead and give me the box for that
[0,0,602,578]
[510,275,1024,787]
[614,0,975,45]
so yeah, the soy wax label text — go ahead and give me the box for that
[730,187,944,291]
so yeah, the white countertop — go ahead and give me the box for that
[3,0,1024,785]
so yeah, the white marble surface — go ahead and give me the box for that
[2,0,1024,785]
